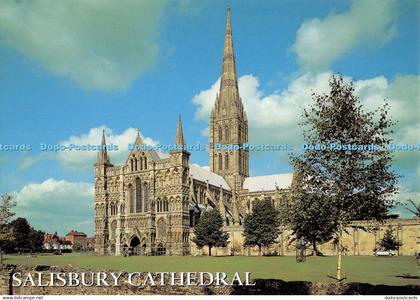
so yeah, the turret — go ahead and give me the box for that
[95,130,112,177]
[171,114,190,171]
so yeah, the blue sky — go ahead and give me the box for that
[0,0,418,236]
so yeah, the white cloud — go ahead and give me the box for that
[292,0,398,71]
[57,126,159,170]
[0,0,166,91]
[20,126,160,171]
[192,73,419,170]
[193,78,221,121]
[192,72,332,145]
[13,178,94,236]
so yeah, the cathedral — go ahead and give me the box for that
[94,6,293,256]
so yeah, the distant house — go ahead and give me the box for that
[66,230,88,249]
[43,232,73,251]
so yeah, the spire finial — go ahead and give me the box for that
[97,129,110,164]
[175,114,186,146]
[218,1,240,110]
[101,129,106,145]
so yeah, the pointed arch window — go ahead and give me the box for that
[128,184,135,213]
[135,178,142,212]
[218,126,223,142]
[239,152,242,172]
[143,182,149,212]
[225,125,230,141]
[225,152,229,169]
[218,153,223,170]
[110,221,117,241]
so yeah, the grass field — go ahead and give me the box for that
[4,254,419,286]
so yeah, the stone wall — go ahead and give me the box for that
[191,218,420,257]
[1,264,418,295]
[0,264,231,295]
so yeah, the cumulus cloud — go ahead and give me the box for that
[20,126,160,171]
[0,0,166,91]
[292,0,398,71]
[57,126,159,170]
[192,73,332,145]
[13,179,94,236]
[192,73,419,169]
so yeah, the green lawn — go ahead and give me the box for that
[3,254,419,286]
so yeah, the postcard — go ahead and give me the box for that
[0,0,419,298]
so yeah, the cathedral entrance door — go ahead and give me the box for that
[129,236,141,256]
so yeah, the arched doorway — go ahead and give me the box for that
[130,236,141,256]
[157,243,166,256]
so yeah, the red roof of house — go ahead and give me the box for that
[66,230,87,237]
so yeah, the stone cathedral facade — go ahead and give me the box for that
[94,6,419,257]
[94,7,292,256]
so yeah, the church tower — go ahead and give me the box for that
[94,130,113,255]
[210,5,249,191]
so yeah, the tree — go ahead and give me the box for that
[192,208,229,256]
[4,218,45,253]
[379,226,402,251]
[0,194,16,252]
[9,218,32,253]
[280,191,335,256]
[405,199,420,218]
[243,199,280,255]
[28,229,45,252]
[291,76,398,280]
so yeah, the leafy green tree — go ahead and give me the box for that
[0,194,16,252]
[280,192,335,256]
[28,229,45,252]
[291,76,398,280]
[4,218,44,253]
[243,198,280,255]
[405,199,420,218]
[379,226,402,251]
[9,218,32,253]
[192,208,229,256]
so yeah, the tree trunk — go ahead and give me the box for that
[336,221,343,280]
[209,246,212,256]
[258,245,261,256]
[312,240,318,256]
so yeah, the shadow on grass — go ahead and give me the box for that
[395,274,420,279]
[231,279,420,295]
[232,279,312,295]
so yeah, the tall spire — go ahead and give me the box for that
[219,4,240,109]
[209,4,249,187]
[175,114,186,146]
[97,129,110,164]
